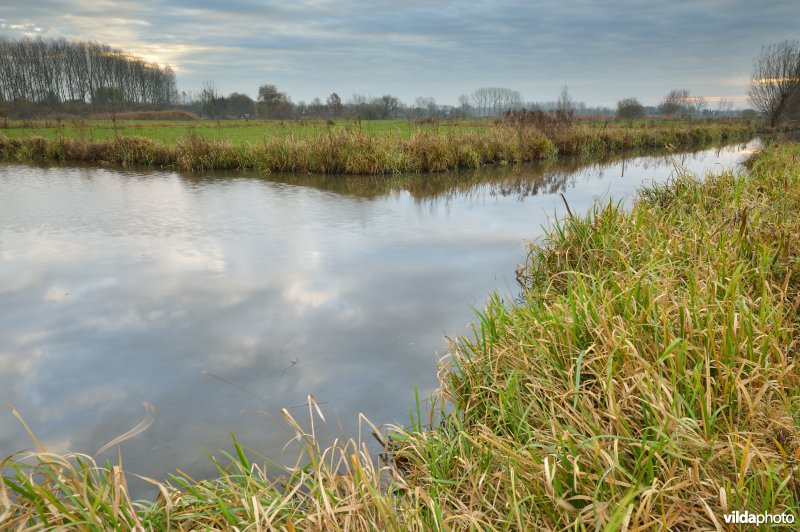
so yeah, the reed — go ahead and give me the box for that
[550,121,755,155]
[397,139,800,528]
[0,120,754,175]
[2,141,797,530]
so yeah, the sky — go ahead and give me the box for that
[1,0,798,108]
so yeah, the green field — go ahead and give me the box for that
[0,117,750,145]
[0,118,495,145]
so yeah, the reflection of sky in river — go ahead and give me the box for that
[0,140,759,493]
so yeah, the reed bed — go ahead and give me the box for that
[2,141,797,530]
[550,121,755,155]
[0,120,754,175]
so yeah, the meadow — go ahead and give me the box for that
[0,118,485,144]
[0,117,757,174]
[2,139,797,529]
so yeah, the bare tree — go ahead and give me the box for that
[348,93,380,119]
[690,96,707,115]
[413,96,437,118]
[556,85,575,115]
[749,39,800,126]
[492,87,522,114]
[457,94,471,117]
[470,88,490,117]
[425,97,438,118]
[307,97,325,118]
[375,94,401,118]
[199,82,225,118]
[326,93,342,118]
[0,36,176,116]
[470,87,521,117]
[507,90,523,111]
[659,88,692,116]
[716,98,735,114]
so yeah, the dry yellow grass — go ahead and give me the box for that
[0,120,755,175]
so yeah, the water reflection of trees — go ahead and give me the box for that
[179,139,756,202]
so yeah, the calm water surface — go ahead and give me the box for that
[0,140,759,492]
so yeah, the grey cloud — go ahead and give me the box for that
[1,1,798,107]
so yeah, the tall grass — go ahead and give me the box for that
[550,120,754,155]
[0,120,754,175]
[400,140,800,528]
[2,141,797,529]
[203,140,745,203]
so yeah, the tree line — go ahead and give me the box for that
[193,82,754,122]
[190,82,621,121]
[3,36,795,123]
[189,39,798,124]
[0,37,177,114]
[615,91,740,120]
[618,39,800,124]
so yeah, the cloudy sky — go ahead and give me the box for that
[1,0,798,108]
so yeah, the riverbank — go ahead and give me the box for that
[0,119,755,174]
[2,140,797,529]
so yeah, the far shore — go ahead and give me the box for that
[0,117,757,175]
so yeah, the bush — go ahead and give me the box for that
[616,97,645,119]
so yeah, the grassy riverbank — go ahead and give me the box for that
[2,141,798,529]
[0,119,755,174]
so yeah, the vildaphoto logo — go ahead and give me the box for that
[723,510,795,526]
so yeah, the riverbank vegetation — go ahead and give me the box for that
[0,118,755,174]
[205,139,753,202]
[2,140,797,529]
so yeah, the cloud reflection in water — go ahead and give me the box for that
[0,140,759,494]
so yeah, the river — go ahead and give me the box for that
[0,139,760,493]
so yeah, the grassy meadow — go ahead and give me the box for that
[0,118,483,144]
[2,140,798,529]
[0,117,757,174]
